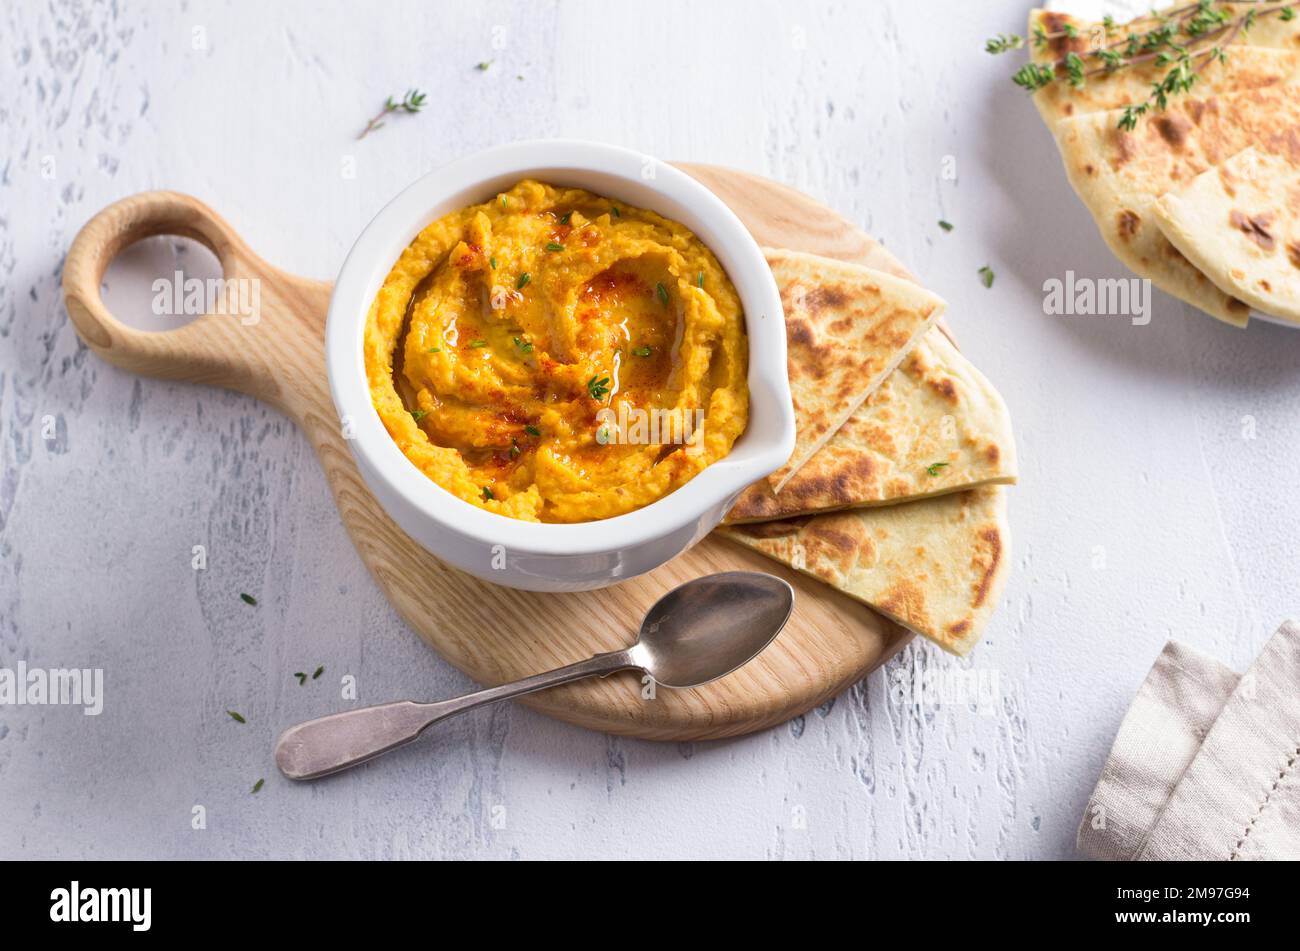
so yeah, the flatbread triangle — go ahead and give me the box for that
[764,248,945,493]
[717,486,1010,656]
[1153,146,1300,324]
[726,327,1017,523]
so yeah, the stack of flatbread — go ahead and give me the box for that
[713,249,1018,655]
[1027,5,1300,327]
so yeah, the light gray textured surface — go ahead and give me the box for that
[2,0,1297,860]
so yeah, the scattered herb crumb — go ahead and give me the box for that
[482,486,494,500]
[513,336,534,354]
[468,339,488,349]
[559,212,572,225]
[525,425,541,437]
[490,256,497,269]
[426,347,441,354]
[632,346,652,357]
[610,207,621,217]
[545,242,564,252]
[294,672,307,685]
[926,462,950,477]
[252,778,265,794]
[312,666,324,680]
[697,271,704,288]
[938,220,954,232]
[587,375,611,401]
[475,60,492,71]
[410,409,428,421]
[978,265,995,289]
[227,710,246,724]
[516,273,531,290]
[656,282,669,307]
[239,592,257,606]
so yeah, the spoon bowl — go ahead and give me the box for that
[631,571,794,688]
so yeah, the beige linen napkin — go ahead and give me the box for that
[1078,620,1300,861]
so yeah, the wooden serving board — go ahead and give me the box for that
[62,165,915,741]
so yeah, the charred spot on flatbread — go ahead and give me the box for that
[1230,209,1277,251]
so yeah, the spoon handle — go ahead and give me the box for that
[275,649,639,780]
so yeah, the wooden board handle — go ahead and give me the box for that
[61,190,332,417]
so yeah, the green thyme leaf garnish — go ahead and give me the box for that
[697,271,704,288]
[1063,51,1086,88]
[468,339,488,349]
[545,242,564,252]
[312,666,324,680]
[426,347,441,353]
[926,462,950,477]
[490,257,497,269]
[475,60,493,71]
[410,409,429,421]
[610,207,621,217]
[509,442,521,459]
[985,33,1024,54]
[587,375,611,401]
[632,346,652,357]
[294,672,307,685]
[516,273,531,290]
[656,282,669,307]
[1119,104,1145,132]
[513,336,534,354]
[525,424,541,437]
[938,220,954,232]
[357,88,427,140]
[252,778,265,794]
[1012,62,1055,92]
[978,265,995,289]
[559,212,572,225]
[240,592,257,605]
[227,710,246,723]
[482,486,494,500]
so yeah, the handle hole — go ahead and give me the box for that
[100,235,225,333]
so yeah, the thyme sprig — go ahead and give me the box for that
[988,1,1300,129]
[358,88,428,140]
[986,33,1025,54]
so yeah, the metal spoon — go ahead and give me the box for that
[275,571,794,780]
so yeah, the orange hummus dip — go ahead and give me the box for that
[364,180,749,522]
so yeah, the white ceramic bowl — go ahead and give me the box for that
[326,140,793,591]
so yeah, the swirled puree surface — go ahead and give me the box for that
[364,180,749,523]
